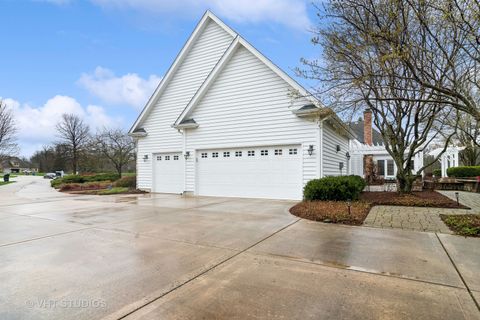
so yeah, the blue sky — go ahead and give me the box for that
[1,0,320,157]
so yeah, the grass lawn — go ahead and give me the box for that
[291,190,466,226]
[97,187,129,195]
[440,214,480,237]
[0,181,15,186]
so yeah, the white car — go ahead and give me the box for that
[44,173,56,179]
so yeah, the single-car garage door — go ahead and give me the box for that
[197,145,302,199]
[153,152,183,193]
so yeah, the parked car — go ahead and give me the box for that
[55,170,64,178]
[44,173,56,179]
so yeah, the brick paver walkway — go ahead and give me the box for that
[364,191,480,233]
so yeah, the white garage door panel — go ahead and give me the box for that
[197,145,302,200]
[153,153,183,193]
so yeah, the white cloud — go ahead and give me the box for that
[77,66,161,109]
[90,0,311,30]
[2,95,122,157]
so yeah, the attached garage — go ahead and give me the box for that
[153,153,184,194]
[196,145,302,200]
[130,12,355,199]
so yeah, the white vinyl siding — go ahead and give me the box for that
[136,20,234,190]
[322,122,350,176]
[184,46,318,192]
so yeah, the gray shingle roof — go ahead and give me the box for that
[348,120,384,145]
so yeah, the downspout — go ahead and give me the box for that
[319,119,324,178]
[182,129,187,194]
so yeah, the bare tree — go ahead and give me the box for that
[56,114,90,174]
[93,128,135,177]
[299,0,459,192]
[455,112,480,165]
[0,100,17,160]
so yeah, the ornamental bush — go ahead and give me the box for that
[113,176,136,189]
[83,173,120,182]
[433,169,441,177]
[303,175,366,201]
[446,166,480,177]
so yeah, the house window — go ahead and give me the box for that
[156,156,162,161]
[274,149,282,155]
[261,150,268,156]
[174,155,179,160]
[165,156,170,160]
[377,159,395,177]
[248,151,255,157]
[387,160,395,176]
[289,148,297,155]
[235,151,242,157]
[201,153,207,158]
[212,152,219,158]
[223,151,230,157]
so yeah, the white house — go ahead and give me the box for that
[348,109,424,179]
[129,11,355,200]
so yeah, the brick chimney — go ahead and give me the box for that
[363,109,373,146]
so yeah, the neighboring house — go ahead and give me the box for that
[349,109,425,179]
[129,11,355,200]
[0,157,38,174]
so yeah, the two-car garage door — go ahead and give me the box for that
[153,145,303,199]
[197,145,302,200]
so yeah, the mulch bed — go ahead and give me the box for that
[359,191,469,209]
[291,190,469,226]
[440,214,480,237]
[290,201,372,226]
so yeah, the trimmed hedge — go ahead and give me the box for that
[303,175,366,201]
[51,173,121,188]
[433,169,441,176]
[113,176,136,189]
[446,166,480,177]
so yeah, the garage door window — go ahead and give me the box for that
[156,156,162,161]
[212,152,218,158]
[174,155,179,160]
[261,150,268,156]
[275,149,282,155]
[223,151,230,157]
[235,151,242,157]
[165,156,170,160]
[289,148,298,155]
[248,150,255,156]
[201,152,207,158]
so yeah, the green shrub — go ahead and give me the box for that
[50,173,120,189]
[433,169,441,176]
[113,176,136,189]
[61,175,86,184]
[446,166,480,177]
[83,173,120,182]
[303,175,366,201]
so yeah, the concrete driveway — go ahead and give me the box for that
[0,176,479,319]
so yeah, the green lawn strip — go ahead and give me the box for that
[0,181,15,186]
[97,187,129,195]
[440,214,480,237]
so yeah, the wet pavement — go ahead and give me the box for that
[1,176,479,319]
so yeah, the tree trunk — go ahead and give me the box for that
[397,172,415,193]
[117,165,123,178]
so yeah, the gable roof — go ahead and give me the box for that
[129,11,236,134]
[173,31,320,127]
[348,120,384,145]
